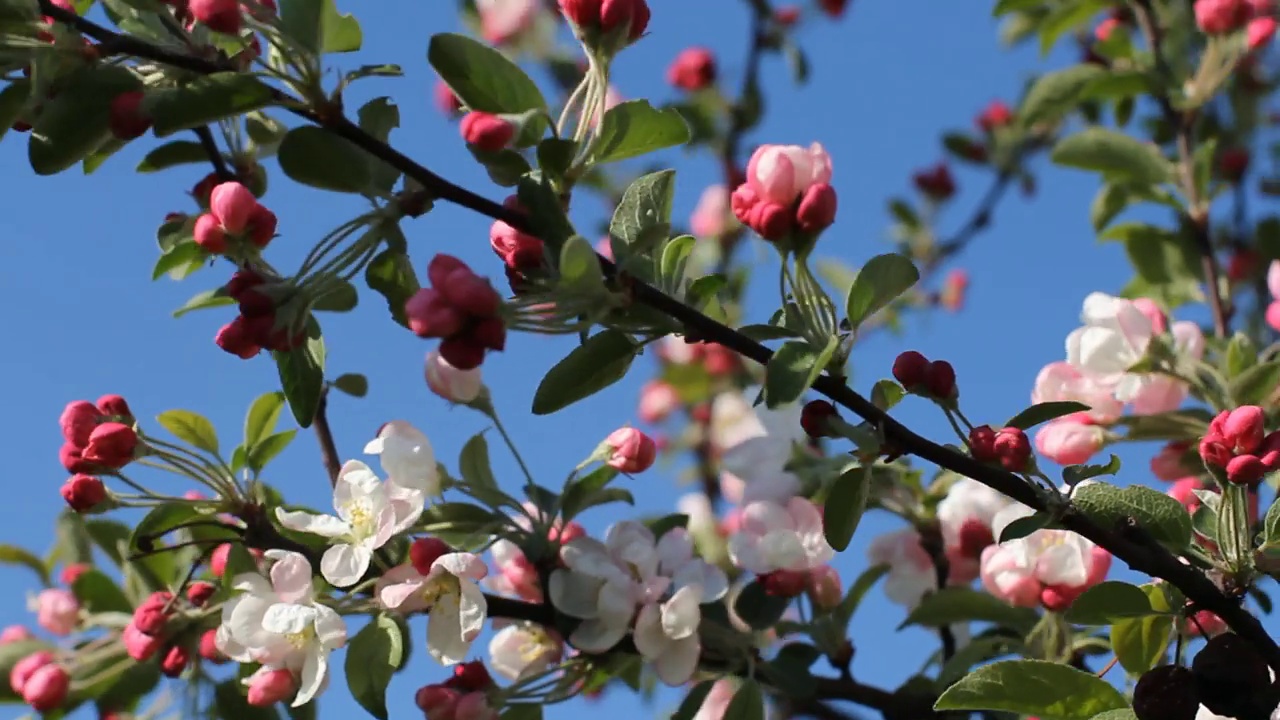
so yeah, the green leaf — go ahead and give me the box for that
[1090,712,1138,720]
[151,241,208,281]
[993,0,1043,15]
[558,234,606,292]
[610,169,676,265]
[845,253,920,330]
[357,97,401,193]
[146,73,274,138]
[427,33,547,115]
[532,330,638,415]
[500,707,543,720]
[0,544,51,586]
[1051,127,1174,186]
[320,0,361,52]
[247,429,296,472]
[998,511,1055,543]
[672,680,717,720]
[244,391,287,449]
[0,79,31,144]
[1020,64,1105,126]
[273,319,326,428]
[365,247,420,329]
[332,373,368,397]
[901,587,1039,634]
[733,580,790,630]
[155,409,219,454]
[823,466,870,551]
[173,289,235,317]
[136,140,210,173]
[458,433,501,498]
[1063,454,1122,486]
[71,568,133,614]
[736,323,802,342]
[724,680,766,720]
[836,562,889,625]
[1229,361,1280,406]
[1072,481,1193,549]
[586,99,690,165]
[870,379,906,411]
[1064,581,1167,625]
[934,659,1128,720]
[277,126,372,193]
[1223,332,1258,379]
[29,65,141,175]
[763,338,836,409]
[1114,409,1211,442]
[1264,495,1280,546]
[312,280,358,313]
[561,467,632,520]
[1038,0,1110,55]
[1112,587,1174,675]
[1005,401,1091,429]
[345,614,404,720]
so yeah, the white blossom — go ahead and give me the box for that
[375,553,488,665]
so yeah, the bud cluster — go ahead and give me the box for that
[215,268,305,359]
[405,255,508,370]
[1198,405,1280,484]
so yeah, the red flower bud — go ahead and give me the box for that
[59,563,89,587]
[21,664,68,712]
[924,360,957,399]
[1248,15,1277,48]
[818,0,848,17]
[189,0,241,34]
[405,289,467,339]
[667,47,716,91]
[108,90,151,140]
[410,537,451,576]
[449,661,493,691]
[969,425,998,462]
[225,268,265,299]
[160,644,189,678]
[416,684,461,720]
[95,394,131,419]
[193,213,227,254]
[246,204,277,248]
[198,628,226,663]
[993,426,1032,471]
[1226,453,1267,485]
[800,400,839,439]
[468,317,508,352]
[60,400,101,448]
[122,622,162,661]
[434,80,462,117]
[438,336,487,371]
[912,163,956,201]
[209,182,256,234]
[247,668,297,706]
[460,112,515,153]
[215,316,263,359]
[561,0,650,41]
[795,183,838,233]
[81,422,138,469]
[186,581,216,607]
[9,651,54,696]
[59,443,94,474]
[439,270,502,318]
[1219,148,1251,183]
[892,350,930,389]
[60,474,106,513]
[760,569,808,598]
[976,100,1013,133]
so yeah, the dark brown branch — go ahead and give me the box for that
[312,388,341,487]
[918,524,957,661]
[193,126,234,182]
[40,0,1279,676]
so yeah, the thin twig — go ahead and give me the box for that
[193,126,234,182]
[313,388,341,487]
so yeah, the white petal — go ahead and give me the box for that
[275,509,351,539]
[320,544,372,588]
[456,579,489,641]
[269,552,315,604]
[312,604,347,649]
[726,534,768,574]
[262,603,318,635]
[632,603,668,659]
[427,592,470,665]
[368,421,440,495]
[653,635,700,686]
[661,586,701,640]
[433,552,488,582]
[548,570,603,619]
[656,528,694,574]
[570,617,629,653]
[294,647,326,707]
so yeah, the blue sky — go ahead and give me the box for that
[0,1,1270,719]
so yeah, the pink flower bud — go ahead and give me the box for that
[449,661,494,692]
[1151,441,1191,481]
[924,360,957,399]
[193,213,227,254]
[61,474,106,513]
[160,644,189,678]
[490,199,545,271]
[59,563,89,587]
[892,350,930,390]
[410,538,451,576]
[108,90,151,140]
[1249,15,1278,46]
[416,684,461,720]
[690,185,729,239]
[460,112,515,153]
[604,427,657,473]
[1220,406,1266,453]
[554,521,586,544]
[1185,608,1228,637]
[454,692,499,720]
[941,268,969,311]
[913,163,956,201]
[10,651,54,695]
[439,337,487,371]
[760,569,808,598]
[22,663,68,712]
[976,100,1013,132]
[795,182,838,233]
[638,381,680,424]
[1195,0,1249,33]
[246,204,277,248]
[425,350,483,404]
[0,625,32,645]
[247,668,297,706]
[209,182,257,234]
[215,316,263,359]
[82,422,137,469]
[667,47,716,91]
[59,400,99,448]
[730,186,792,240]
[189,0,241,33]
[1168,477,1207,515]
[806,566,842,610]
[435,80,462,116]
[405,289,466,339]
[95,394,131,419]
[1034,414,1104,466]
[1226,453,1267,484]
[800,400,839,439]
[1095,16,1122,41]
[1130,298,1168,335]
[35,588,79,636]
[198,628,226,663]
[743,142,834,207]
[439,269,502,318]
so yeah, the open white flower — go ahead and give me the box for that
[275,461,423,587]
[364,421,441,497]
[549,523,726,676]
[713,393,806,504]
[488,622,563,681]
[375,552,488,665]
[216,551,347,708]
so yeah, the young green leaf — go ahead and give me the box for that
[532,330,638,415]
[845,254,920,330]
[427,33,547,116]
[345,615,404,720]
[934,659,1128,719]
[273,320,327,428]
[278,126,373,193]
[146,73,275,138]
[586,100,691,165]
[1050,127,1174,186]
[155,409,220,454]
[1004,401,1090,430]
[823,465,870,551]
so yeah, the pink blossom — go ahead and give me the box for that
[33,589,78,636]
[0,626,32,645]
[692,678,737,720]
[475,0,540,44]
[486,539,543,603]
[638,381,680,424]
[727,497,833,574]
[1151,442,1192,481]
[246,667,298,706]
[980,504,1112,611]
[1127,321,1205,415]
[1035,412,1105,465]
[937,478,1016,582]
[425,350,483,404]
[604,427,657,473]
[1030,361,1122,423]
[742,143,833,207]
[868,529,943,608]
[690,185,730,238]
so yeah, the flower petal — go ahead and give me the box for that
[661,586,701,640]
[653,635,700,686]
[427,592,471,665]
[433,552,489,582]
[268,551,315,604]
[275,509,351,539]
[632,602,667,658]
[548,569,603,619]
[262,603,317,635]
[312,604,348,650]
[294,647,326,707]
[320,543,372,588]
